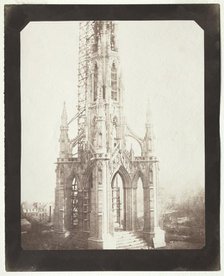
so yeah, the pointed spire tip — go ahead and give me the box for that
[61,101,68,127]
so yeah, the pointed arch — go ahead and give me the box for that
[111,172,124,230]
[93,63,98,101]
[111,165,131,189]
[136,175,144,230]
[111,62,118,101]
[84,160,96,189]
[132,169,146,189]
[67,166,82,185]
[112,116,119,148]
[71,176,79,228]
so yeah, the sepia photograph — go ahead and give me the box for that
[4,4,220,271]
[20,20,205,250]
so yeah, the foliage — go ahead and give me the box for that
[161,186,205,245]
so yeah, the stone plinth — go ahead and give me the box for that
[88,234,116,249]
[152,226,166,248]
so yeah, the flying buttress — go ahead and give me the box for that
[125,125,143,155]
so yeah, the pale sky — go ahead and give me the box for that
[21,21,204,203]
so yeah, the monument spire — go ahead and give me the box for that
[61,101,68,128]
[54,21,165,250]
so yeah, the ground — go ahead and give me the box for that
[161,241,204,250]
[22,228,205,250]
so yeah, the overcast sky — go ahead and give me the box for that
[21,21,204,203]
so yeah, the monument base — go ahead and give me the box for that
[143,227,166,248]
[143,231,154,248]
[88,234,116,249]
[153,226,166,248]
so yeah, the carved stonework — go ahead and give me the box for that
[109,150,122,177]
[54,21,163,249]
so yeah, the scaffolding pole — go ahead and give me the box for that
[77,21,95,153]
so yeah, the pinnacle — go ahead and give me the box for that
[61,101,68,127]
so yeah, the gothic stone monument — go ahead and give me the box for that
[54,21,166,249]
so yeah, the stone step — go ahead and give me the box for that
[114,232,136,237]
[117,244,148,249]
[114,231,140,237]
[116,238,146,245]
[115,236,141,242]
[116,243,148,249]
[116,243,147,249]
[115,235,137,240]
[114,232,137,236]
[116,239,147,245]
[115,232,141,239]
[117,245,148,250]
[114,231,148,249]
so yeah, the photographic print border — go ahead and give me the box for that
[5,4,220,271]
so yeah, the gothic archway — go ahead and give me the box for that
[111,172,124,231]
[111,165,132,232]
[69,169,92,232]
[136,177,144,230]
[132,170,146,232]
[81,169,93,232]
[71,177,79,229]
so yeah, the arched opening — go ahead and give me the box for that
[136,177,144,231]
[110,23,117,51]
[112,172,124,231]
[71,173,92,232]
[71,177,79,229]
[112,116,119,148]
[82,170,93,232]
[83,172,92,232]
[93,63,98,101]
[111,62,118,101]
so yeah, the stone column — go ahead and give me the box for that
[54,184,65,235]
[143,186,154,229]
[123,187,132,231]
[108,172,114,235]
[88,160,116,249]
[151,161,166,248]
[78,188,83,232]
[54,178,67,249]
[143,161,166,248]
[132,187,138,231]
[143,170,155,246]
[54,165,67,243]
[64,184,72,232]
